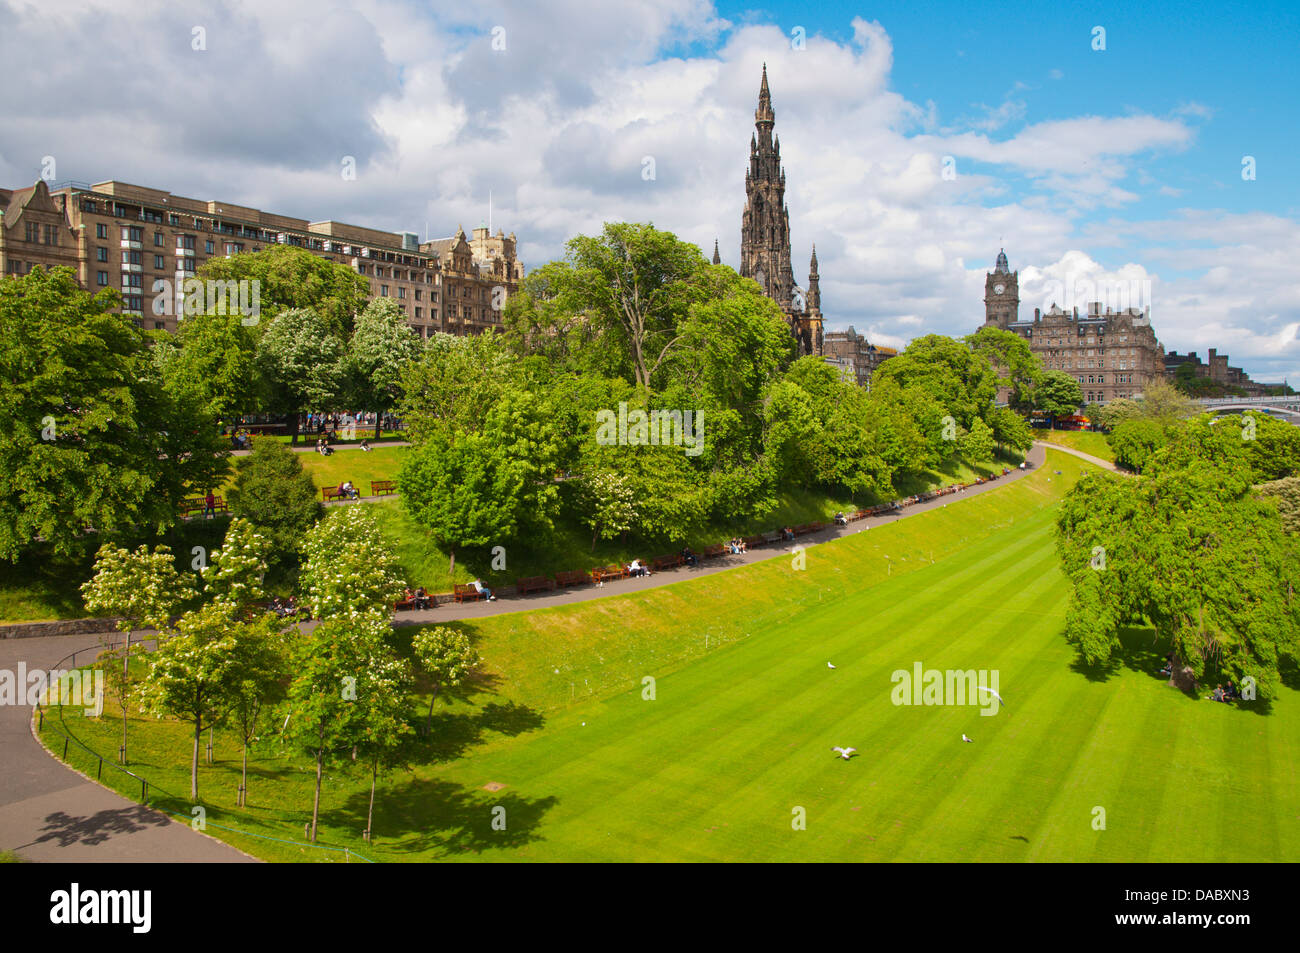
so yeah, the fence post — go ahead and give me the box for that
[141,779,147,803]
[97,757,103,780]
[63,738,68,759]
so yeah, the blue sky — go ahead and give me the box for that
[2,0,1297,381]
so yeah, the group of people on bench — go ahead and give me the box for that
[270,596,308,619]
[727,537,748,554]
[402,587,433,610]
[335,481,360,500]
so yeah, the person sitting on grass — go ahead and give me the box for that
[1224,680,1238,700]
[1211,685,1226,703]
[681,545,698,567]
[472,578,496,601]
[360,439,371,452]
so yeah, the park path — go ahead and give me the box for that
[0,635,256,863]
[1031,439,1124,474]
[1,442,1078,862]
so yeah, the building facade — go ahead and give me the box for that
[982,249,1165,404]
[733,65,823,356]
[0,178,523,337]
[823,325,896,388]
[1164,348,1267,396]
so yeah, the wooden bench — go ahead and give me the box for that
[453,584,487,603]
[555,570,592,588]
[394,596,417,611]
[792,523,818,536]
[181,496,228,515]
[593,565,628,583]
[742,534,766,549]
[370,479,398,496]
[700,543,728,560]
[651,554,683,572]
[322,486,350,503]
[515,575,555,595]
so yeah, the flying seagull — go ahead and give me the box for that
[832,747,857,760]
[976,686,1007,709]
[961,734,973,743]
[827,662,837,669]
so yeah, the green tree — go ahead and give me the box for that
[988,405,1033,455]
[1056,463,1300,698]
[223,619,287,807]
[966,325,1043,413]
[80,543,197,763]
[872,334,999,433]
[155,311,260,422]
[136,604,247,800]
[299,506,406,620]
[201,517,272,615]
[1031,370,1084,427]
[412,626,482,734]
[255,308,346,444]
[1257,477,1300,536]
[281,615,391,842]
[1107,418,1173,473]
[0,267,225,559]
[959,417,996,462]
[345,298,422,438]
[197,245,370,339]
[576,471,638,550]
[226,437,322,563]
[1136,378,1199,424]
[354,649,415,843]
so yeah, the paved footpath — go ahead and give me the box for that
[2,442,1076,862]
[1031,439,1124,473]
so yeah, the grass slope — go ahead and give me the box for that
[1032,429,1115,463]
[45,449,1298,862]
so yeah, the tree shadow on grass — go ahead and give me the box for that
[422,701,546,764]
[1067,624,1280,715]
[335,777,558,856]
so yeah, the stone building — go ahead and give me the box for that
[982,248,1165,404]
[823,325,896,388]
[0,178,523,337]
[1164,348,1265,396]
[726,65,824,356]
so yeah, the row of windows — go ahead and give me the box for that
[23,222,62,245]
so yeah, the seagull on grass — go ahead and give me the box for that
[832,747,857,760]
[827,662,837,670]
[961,734,973,743]
[976,686,1007,709]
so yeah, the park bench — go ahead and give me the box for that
[394,595,417,611]
[180,496,228,516]
[453,584,487,603]
[742,534,766,549]
[370,479,398,496]
[322,486,359,503]
[593,565,628,583]
[651,554,683,572]
[515,575,555,595]
[700,543,728,560]
[555,570,592,588]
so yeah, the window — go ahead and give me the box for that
[123,295,144,311]
[415,307,422,318]
[155,322,165,330]
[205,240,215,254]
[122,249,142,264]
[381,285,389,297]
[178,258,195,273]
[25,222,39,242]
[154,255,165,269]
[397,287,406,299]
[414,289,422,301]
[97,271,108,286]
[154,232,164,247]
[97,223,108,239]
[122,274,142,289]
[44,224,60,245]
[97,247,108,262]
[177,235,195,250]
[121,226,143,243]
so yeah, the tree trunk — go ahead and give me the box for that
[121,630,130,765]
[591,524,600,552]
[425,682,441,734]
[366,755,378,842]
[310,733,323,843]
[240,739,249,807]
[448,545,456,582]
[289,413,300,446]
[191,717,201,801]
[374,415,383,440]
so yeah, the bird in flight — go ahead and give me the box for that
[961,734,973,743]
[827,662,837,670]
[976,686,1007,708]
[832,747,857,760]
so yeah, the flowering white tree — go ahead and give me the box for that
[201,517,271,615]
[299,505,406,621]
[577,470,638,550]
[81,543,195,764]
[412,626,482,733]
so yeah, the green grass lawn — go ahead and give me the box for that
[39,448,1298,861]
[1032,428,1115,463]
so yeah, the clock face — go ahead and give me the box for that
[993,283,1006,295]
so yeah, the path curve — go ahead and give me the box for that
[1031,439,1124,474]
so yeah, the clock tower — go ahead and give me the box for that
[984,248,1019,328]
